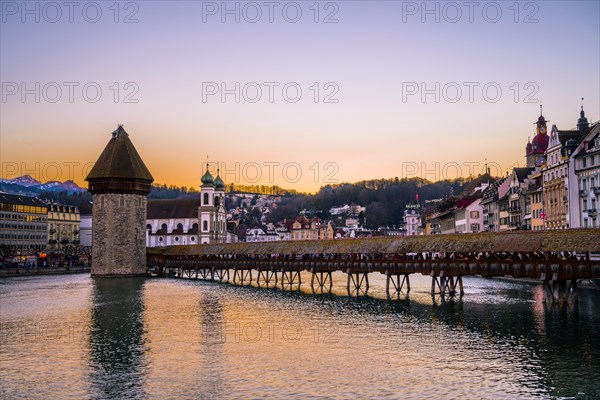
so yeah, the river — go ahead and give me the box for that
[1,273,598,399]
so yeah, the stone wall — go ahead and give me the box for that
[92,193,147,277]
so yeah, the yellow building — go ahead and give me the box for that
[47,203,80,248]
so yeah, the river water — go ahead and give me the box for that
[1,272,599,399]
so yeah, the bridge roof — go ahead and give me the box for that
[148,229,600,256]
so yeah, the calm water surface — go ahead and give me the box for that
[1,272,599,399]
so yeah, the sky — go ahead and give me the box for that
[1,0,599,192]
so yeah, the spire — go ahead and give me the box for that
[577,97,590,132]
[535,104,548,126]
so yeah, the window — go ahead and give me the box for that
[191,236,195,242]
[174,237,179,242]
[146,224,152,230]
[203,221,208,231]
[203,193,209,205]
[470,211,479,219]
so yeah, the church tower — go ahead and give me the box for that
[198,164,227,244]
[526,105,550,167]
[86,125,154,277]
[213,170,227,243]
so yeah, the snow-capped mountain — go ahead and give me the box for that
[0,175,85,192]
[8,175,42,187]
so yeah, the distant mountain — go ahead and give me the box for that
[8,175,41,187]
[0,175,85,193]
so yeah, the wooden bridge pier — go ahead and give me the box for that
[197,268,212,280]
[256,267,277,288]
[233,267,253,285]
[346,268,369,295]
[385,270,410,297]
[213,268,229,282]
[541,269,579,304]
[310,268,333,292]
[183,267,197,279]
[280,269,302,289]
[430,270,464,297]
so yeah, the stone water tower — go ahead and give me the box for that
[86,125,154,277]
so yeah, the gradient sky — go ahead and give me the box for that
[1,0,599,192]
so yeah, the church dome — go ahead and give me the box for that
[530,133,549,154]
[214,175,225,190]
[201,167,214,187]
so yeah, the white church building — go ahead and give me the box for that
[146,164,229,246]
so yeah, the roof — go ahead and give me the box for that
[0,192,46,208]
[86,125,154,182]
[459,173,493,197]
[514,167,534,182]
[147,229,600,255]
[77,201,93,215]
[147,198,199,219]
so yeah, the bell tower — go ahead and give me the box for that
[526,105,549,167]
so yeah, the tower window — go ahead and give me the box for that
[203,193,209,205]
[203,221,208,231]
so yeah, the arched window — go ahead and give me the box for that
[203,193,209,205]
[146,224,152,231]
[203,221,208,231]
[215,196,220,207]
[177,223,183,231]
[161,223,167,232]
[192,223,198,231]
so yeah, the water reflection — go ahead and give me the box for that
[88,278,147,399]
[1,275,598,399]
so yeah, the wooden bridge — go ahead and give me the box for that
[146,229,600,302]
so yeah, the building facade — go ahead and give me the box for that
[0,193,48,255]
[573,122,600,228]
[47,203,80,250]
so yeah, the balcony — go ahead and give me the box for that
[580,189,588,197]
[593,187,600,196]
[508,206,521,213]
[586,209,598,218]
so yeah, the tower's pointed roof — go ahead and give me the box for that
[86,125,154,182]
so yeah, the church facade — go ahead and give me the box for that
[146,165,228,246]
